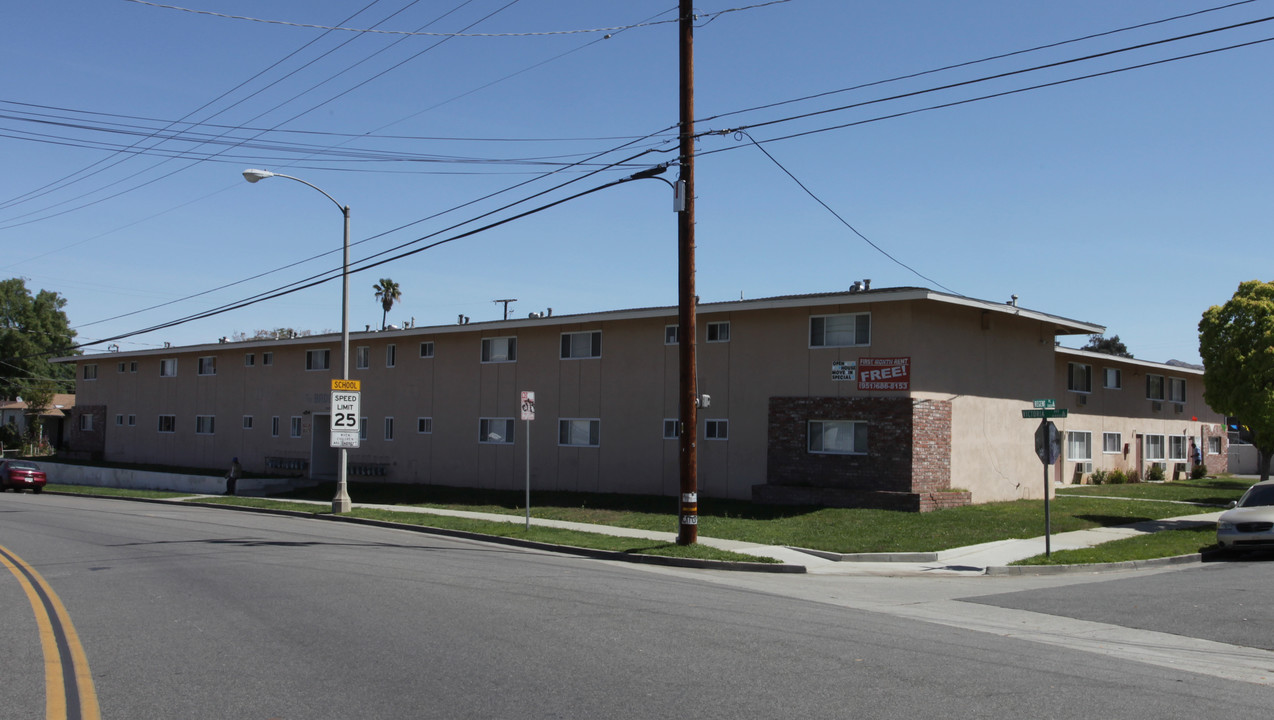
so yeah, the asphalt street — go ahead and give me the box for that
[2,493,1271,719]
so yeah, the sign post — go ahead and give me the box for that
[1027,402,1062,557]
[521,391,535,530]
[330,379,361,450]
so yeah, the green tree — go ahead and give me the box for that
[1199,280,1274,481]
[0,278,77,401]
[1081,334,1133,358]
[372,278,402,331]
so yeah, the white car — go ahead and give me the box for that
[1216,479,1274,551]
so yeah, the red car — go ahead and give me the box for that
[0,460,47,493]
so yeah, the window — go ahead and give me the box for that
[117,362,127,373]
[306,349,331,371]
[559,419,600,447]
[271,416,280,438]
[83,364,98,381]
[808,420,868,454]
[665,325,679,345]
[386,344,397,368]
[160,358,178,377]
[157,415,176,433]
[417,417,433,434]
[198,356,217,376]
[245,353,256,367]
[115,414,124,426]
[129,361,138,373]
[356,346,369,370]
[480,418,515,444]
[384,417,395,441]
[1146,374,1165,401]
[706,321,730,342]
[1103,368,1122,389]
[1169,378,1186,403]
[561,331,601,359]
[360,417,368,442]
[1207,436,1221,454]
[127,415,136,427]
[810,313,870,348]
[1145,434,1165,461]
[243,416,254,430]
[1169,436,1188,461]
[1103,432,1122,454]
[80,414,95,431]
[196,416,215,435]
[263,352,273,366]
[704,419,729,440]
[1067,431,1092,461]
[481,337,517,363]
[419,341,434,358]
[663,419,681,439]
[1067,363,1092,393]
[290,416,302,438]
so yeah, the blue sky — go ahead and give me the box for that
[3,0,1270,364]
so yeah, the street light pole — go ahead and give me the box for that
[243,168,353,514]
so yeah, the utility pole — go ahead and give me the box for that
[493,298,518,321]
[676,0,698,545]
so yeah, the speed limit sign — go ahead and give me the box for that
[330,389,361,448]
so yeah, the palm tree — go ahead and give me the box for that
[372,278,402,330]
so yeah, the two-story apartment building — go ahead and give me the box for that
[61,287,1224,510]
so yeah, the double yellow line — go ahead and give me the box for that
[0,544,100,720]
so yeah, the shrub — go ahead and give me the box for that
[1089,469,1108,485]
[1125,469,1141,484]
[1146,464,1166,482]
[1191,464,1208,479]
[1107,468,1127,485]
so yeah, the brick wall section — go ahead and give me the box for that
[67,405,107,460]
[764,396,962,511]
[1201,422,1229,475]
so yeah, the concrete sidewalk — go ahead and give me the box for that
[206,494,1222,576]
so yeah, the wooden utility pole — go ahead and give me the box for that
[676,0,698,545]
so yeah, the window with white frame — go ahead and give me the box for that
[117,362,127,373]
[561,331,601,359]
[83,364,98,380]
[245,353,255,367]
[419,341,434,358]
[1145,434,1165,461]
[115,414,124,426]
[160,358,177,377]
[157,415,175,433]
[306,349,330,371]
[195,416,215,435]
[480,418,515,444]
[1146,374,1165,401]
[197,356,217,376]
[384,417,395,441]
[808,420,867,454]
[663,419,681,439]
[127,414,136,427]
[1103,432,1122,454]
[1168,435,1188,461]
[386,344,397,368]
[417,417,433,434]
[706,321,730,343]
[704,419,728,440]
[129,361,138,373]
[263,352,273,366]
[665,325,679,345]
[1067,431,1092,461]
[558,419,600,447]
[1208,436,1221,454]
[243,415,254,430]
[1067,363,1092,393]
[1168,378,1186,403]
[271,416,280,437]
[481,337,517,363]
[809,313,870,348]
[290,416,302,438]
[1103,368,1121,389]
[356,346,369,370]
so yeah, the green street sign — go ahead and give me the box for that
[1022,408,1069,419]
[1033,399,1056,410]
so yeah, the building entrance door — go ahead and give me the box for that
[311,414,339,479]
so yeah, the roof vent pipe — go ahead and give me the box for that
[863,278,871,290]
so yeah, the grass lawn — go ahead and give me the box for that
[1056,475,1251,506]
[1011,525,1218,566]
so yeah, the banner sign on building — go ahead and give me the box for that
[858,357,911,391]
[831,360,857,382]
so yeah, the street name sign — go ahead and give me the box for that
[1021,408,1068,419]
[1033,399,1056,410]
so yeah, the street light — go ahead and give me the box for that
[243,168,354,514]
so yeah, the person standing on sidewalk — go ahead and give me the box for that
[225,457,242,496]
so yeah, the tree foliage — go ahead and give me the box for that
[1081,334,1133,357]
[1199,280,1274,481]
[373,278,402,330]
[0,278,77,400]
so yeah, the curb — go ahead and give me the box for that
[985,552,1204,576]
[45,491,807,574]
[792,548,940,563]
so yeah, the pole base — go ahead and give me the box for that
[332,495,352,514]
